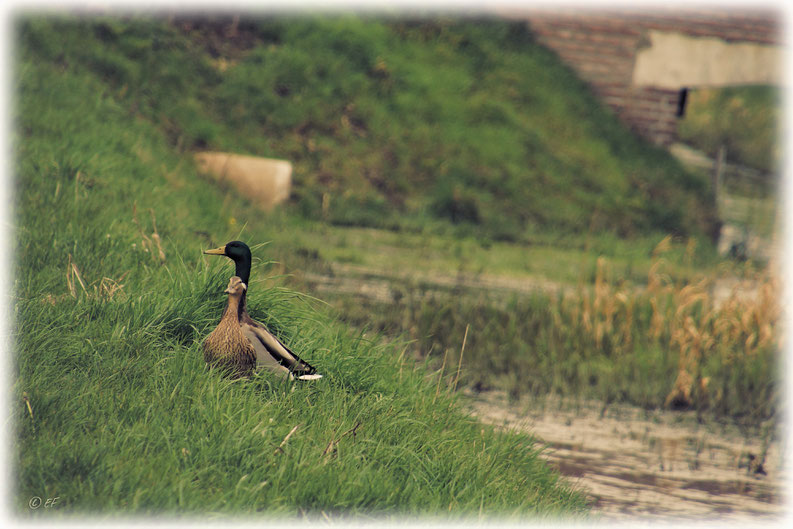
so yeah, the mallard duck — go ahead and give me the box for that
[204,241,322,380]
[202,276,257,377]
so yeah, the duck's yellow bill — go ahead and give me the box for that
[203,246,227,255]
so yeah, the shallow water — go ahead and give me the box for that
[466,390,785,522]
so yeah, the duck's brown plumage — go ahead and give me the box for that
[202,276,323,380]
[202,276,257,377]
[203,241,322,380]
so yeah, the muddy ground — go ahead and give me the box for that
[466,390,785,522]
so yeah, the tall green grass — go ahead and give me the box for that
[13,34,587,517]
[16,257,587,517]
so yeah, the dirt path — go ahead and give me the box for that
[465,390,784,522]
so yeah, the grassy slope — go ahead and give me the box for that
[14,13,777,516]
[13,31,587,517]
[19,15,716,242]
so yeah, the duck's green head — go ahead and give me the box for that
[204,240,252,285]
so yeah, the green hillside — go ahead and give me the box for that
[15,12,745,518]
[13,14,590,517]
[19,15,716,240]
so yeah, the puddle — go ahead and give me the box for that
[465,390,785,521]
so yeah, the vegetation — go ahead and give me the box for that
[13,12,780,518]
[323,240,781,428]
[14,15,588,518]
[677,85,781,244]
[19,14,717,241]
[263,217,727,287]
[678,85,782,174]
[19,260,586,517]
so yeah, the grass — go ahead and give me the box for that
[17,258,586,517]
[18,14,717,241]
[678,85,782,175]
[315,240,781,429]
[13,26,588,518]
[262,218,729,288]
[12,12,781,518]
[718,193,779,240]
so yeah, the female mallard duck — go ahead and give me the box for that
[202,276,257,377]
[204,241,322,380]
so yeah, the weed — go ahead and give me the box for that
[324,237,779,427]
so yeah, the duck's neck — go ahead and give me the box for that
[223,294,244,320]
[240,290,249,314]
[234,256,252,286]
[234,257,252,313]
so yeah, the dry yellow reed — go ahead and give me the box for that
[564,237,780,410]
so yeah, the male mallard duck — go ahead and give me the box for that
[202,276,257,377]
[204,241,322,380]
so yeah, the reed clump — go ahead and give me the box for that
[343,237,780,425]
[561,236,781,419]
